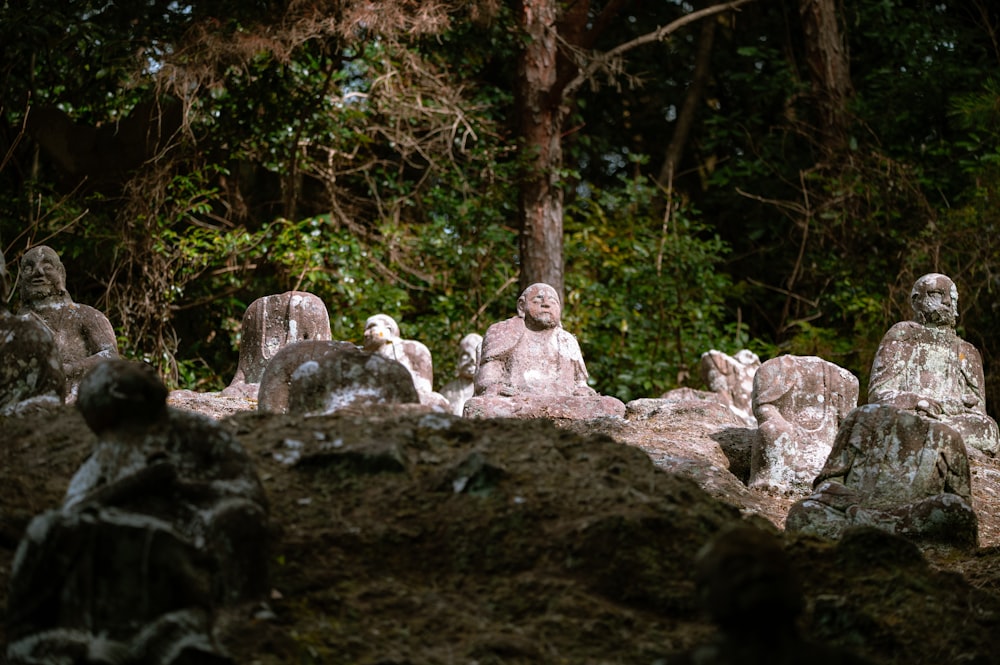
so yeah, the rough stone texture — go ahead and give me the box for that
[222,291,332,400]
[362,313,448,409]
[0,246,65,417]
[6,396,1000,663]
[7,360,268,664]
[786,403,977,548]
[16,245,119,400]
[439,333,483,416]
[469,283,624,419]
[669,523,874,664]
[750,355,859,491]
[867,274,999,456]
[0,312,65,417]
[699,349,761,427]
[257,339,423,416]
[464,393,625,419]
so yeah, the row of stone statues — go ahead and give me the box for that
[3,241,999,661]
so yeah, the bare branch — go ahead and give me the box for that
[561,0,755,105]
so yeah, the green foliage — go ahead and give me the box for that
[565,173,747,402]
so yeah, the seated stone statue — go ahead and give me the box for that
[749,355,858,491]
[867,272,999,456]
[222,290,332,399]
[257,339,421,415]
[700,349,760,427]
[362,313,448,408]
[7,360,269,664]
[0,248,65,416]
[439,333,483,416]
[785,403,977,548]
[17,245,119,400]
[464,283,624,419]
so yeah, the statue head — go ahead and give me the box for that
[363,313,401,351]
[516,283,561,331]
[910,273,958,329]
[456,333,483,379]
[19,245,68,305]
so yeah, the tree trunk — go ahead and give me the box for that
[516,0,565,296]
[799,0,853,150]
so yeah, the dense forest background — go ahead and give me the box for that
[1,0,998,408]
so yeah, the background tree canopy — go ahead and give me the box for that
[1,0,998,409]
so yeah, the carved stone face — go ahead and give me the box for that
[518,284,561,331]
[457,333,482,379]
[911,273,958,329]
[20,246,67,303]
[363,314,399,350]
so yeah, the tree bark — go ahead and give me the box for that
[799,0,853,150]
[515,0,566,296]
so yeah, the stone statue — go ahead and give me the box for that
[867,273,999,456]
[8,361,268,664]
[785,403,977,547]
[440,333,483,416]
[257,339,421,415]
[750,355,859,491]
[700,349,760,426]
[17,245,119,400]
[222,290,332,399]
[475,283,594,398]
[669,523,873,665]
[0,247,65,416]
[465,283,624,419]
[362,313,448,408]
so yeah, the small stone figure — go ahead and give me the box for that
[362,313,448,408]
[867,273,999,456]
[0,247,65,416]
[700,349,760,426]
[222,290,332,399]
[17,245,119,399]
[257,339,420,415]
[750,355,858,491]
[439,333,483,416]
[465,283,624,419]
[668,523,872,665]
[7,360,268,665]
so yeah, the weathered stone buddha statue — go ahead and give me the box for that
[17,245,118,399]
[362,313,448,408]
[0,247,65,416]
[867,272,998,456]
[785,274,988,548]
[750,355,859,491]
[465,283,624,419]
[440,333,483,416]
[222,290,332,399]
[7,360,269,664]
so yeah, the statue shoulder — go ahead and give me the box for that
[480,316,525,361]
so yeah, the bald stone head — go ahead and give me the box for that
[76,360,168,435]
[20,245,69,306]
[911,273,958,329]
[363,313,401,352]
[516,283,561,331]
[456,333,483,379]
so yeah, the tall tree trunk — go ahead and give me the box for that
[516,0,565,296]
[799,0,853,150]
